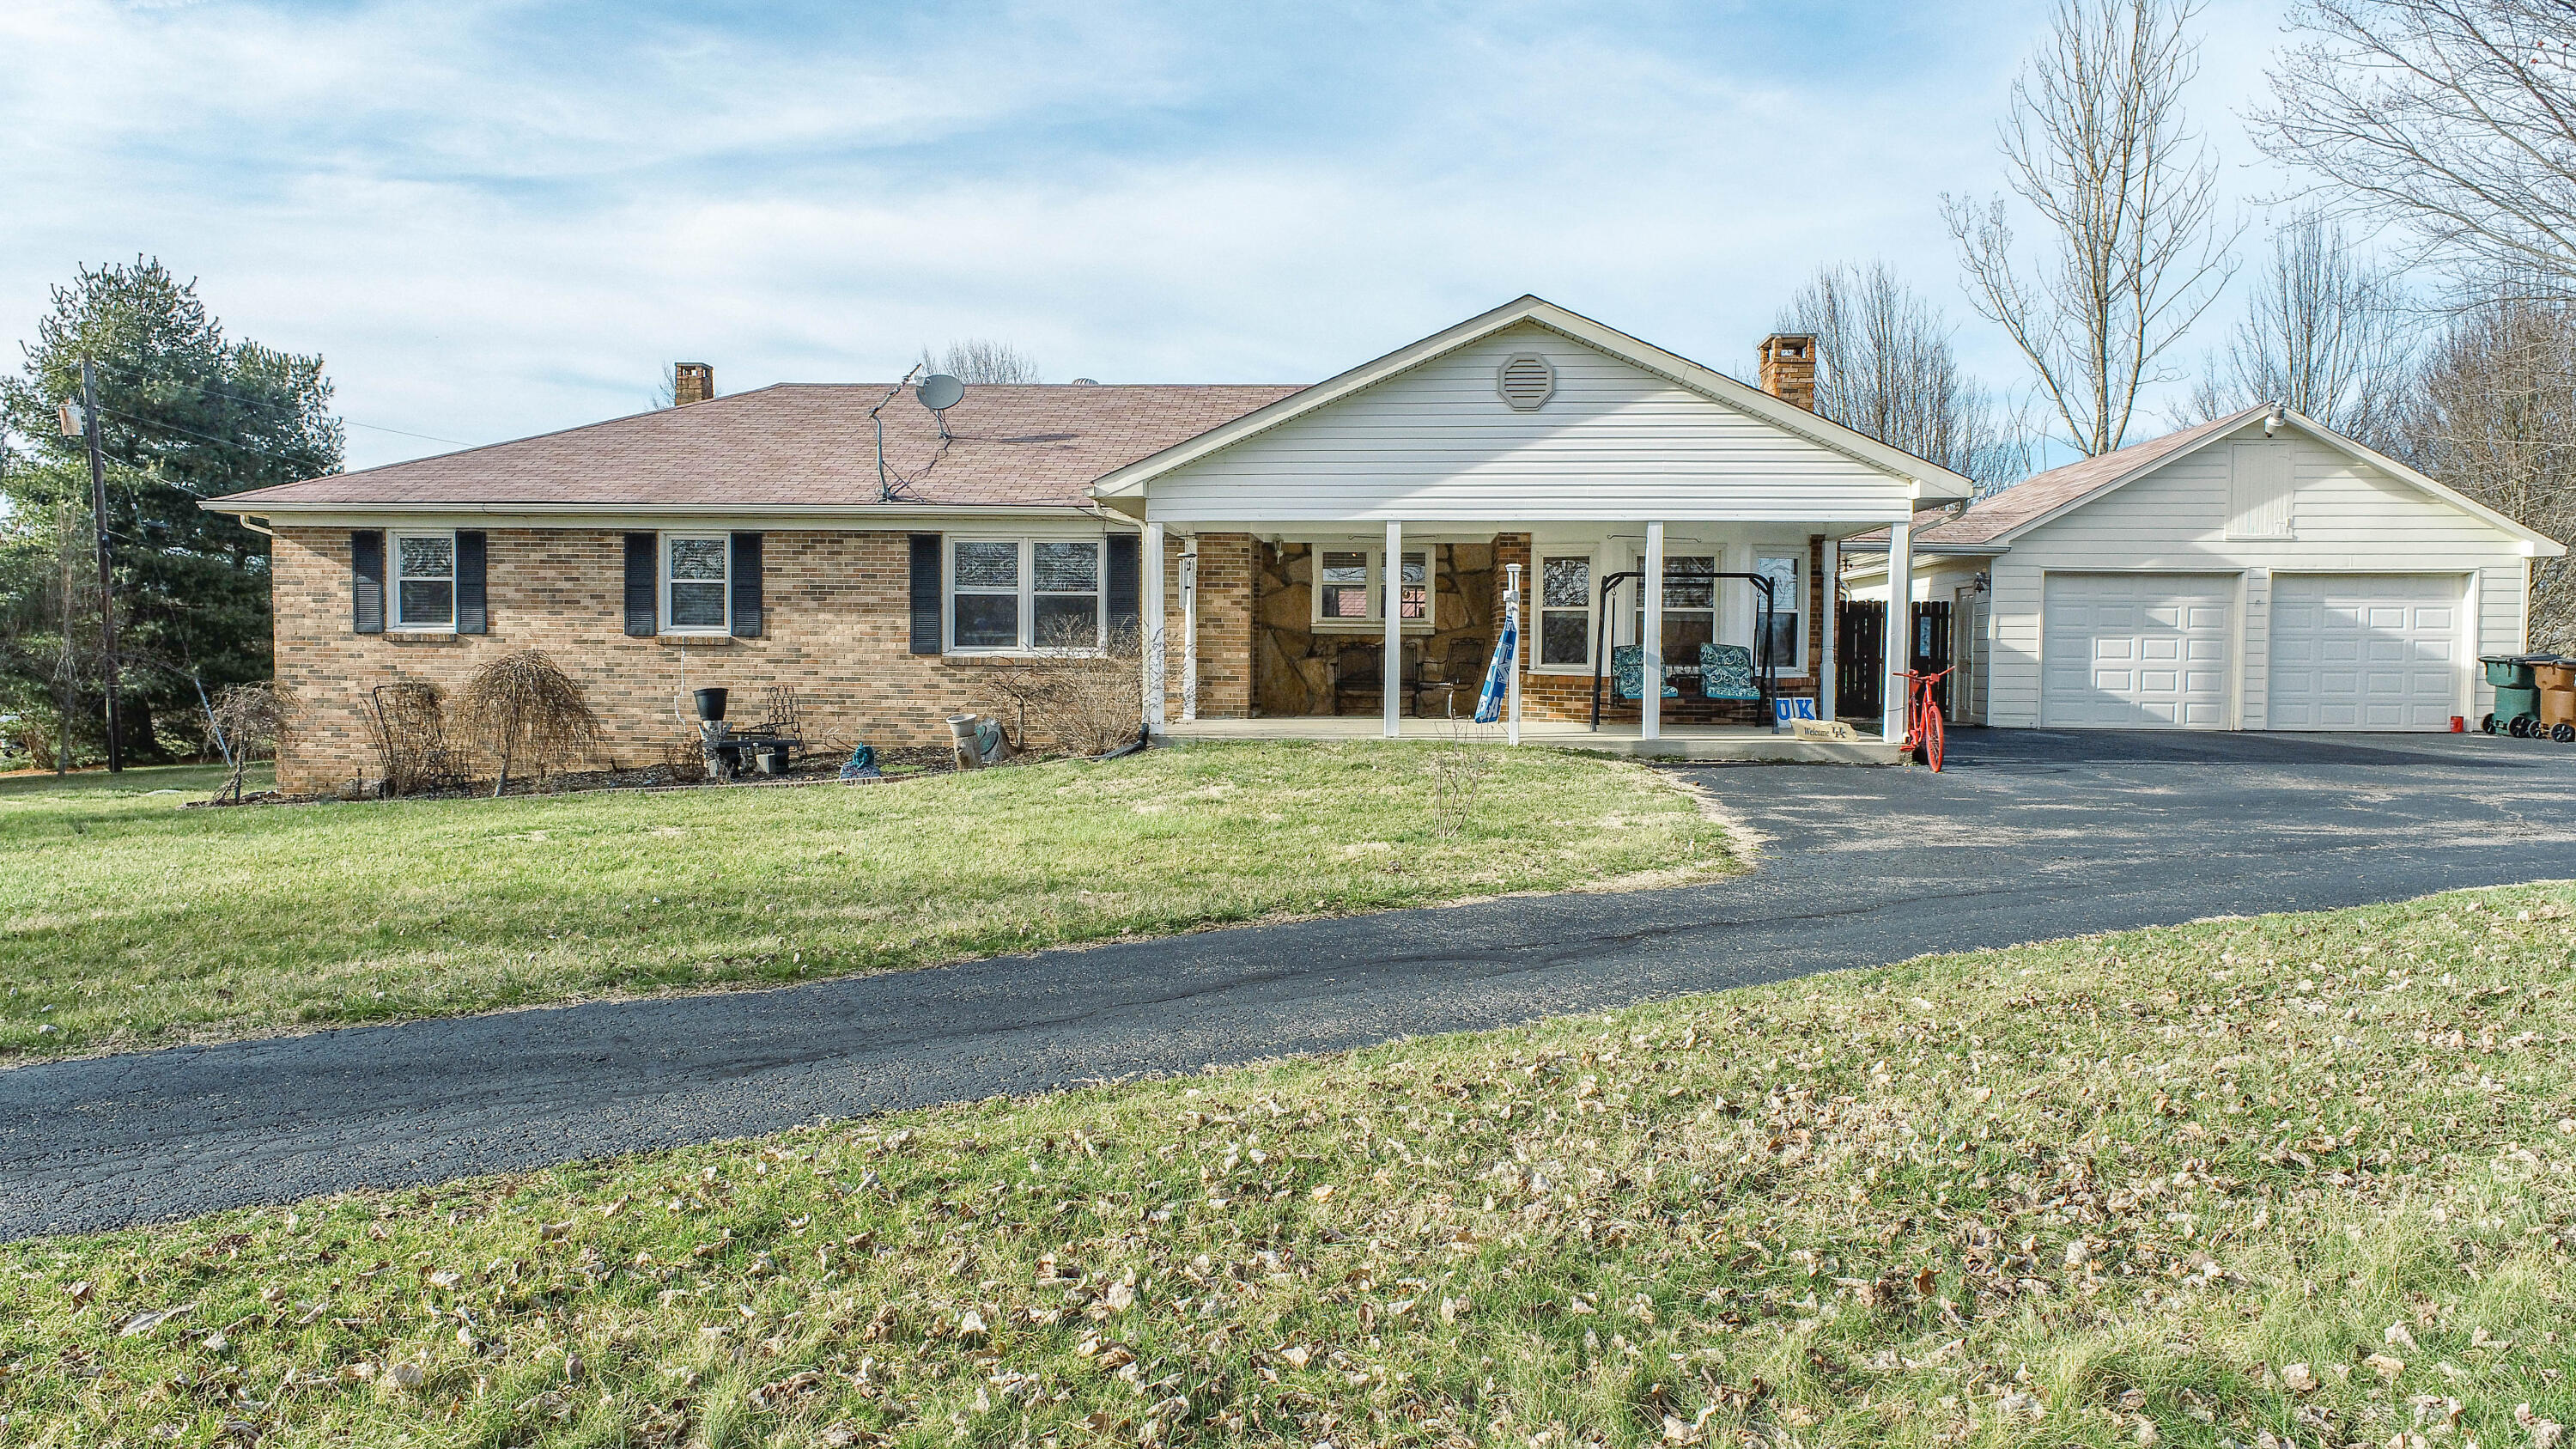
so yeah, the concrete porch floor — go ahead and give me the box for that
[1157,715,1904,764]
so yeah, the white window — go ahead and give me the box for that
[1632,554,1717,674]
[949,539,1103,652]
[1309,546,1431,628]
[663,533,731,634]
[1536,553,1594,669]
[1753,552,1803,673]
[392,531,456,630]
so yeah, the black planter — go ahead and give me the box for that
[693,687,728,721]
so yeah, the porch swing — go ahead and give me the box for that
[1587,568,1783,733]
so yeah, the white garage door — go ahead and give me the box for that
[2041,573,2234,728]
[2267,573,2463,730]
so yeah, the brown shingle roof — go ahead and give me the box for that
[220,382,1305,510]
[1850,405,2266,549]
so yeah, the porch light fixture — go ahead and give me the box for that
[2263,401,2287,436]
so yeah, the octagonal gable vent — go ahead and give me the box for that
[1497,352,1555,411]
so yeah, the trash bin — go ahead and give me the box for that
[2482,655,2547,735]
[2536,659,2576,691]
[2483,656,2538,691]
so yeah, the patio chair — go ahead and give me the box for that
[1699,643,1761,701]
[746,685,805,748]
[1609,644,1680,701]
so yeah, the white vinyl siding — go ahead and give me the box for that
[1142,322,1918,525]
[2227,441,2295,539]
[2267,573,2465,730]
[1981,420,2531,729]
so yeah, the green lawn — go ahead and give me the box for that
[0,742,1730,1060]
[7,887,2570,1449]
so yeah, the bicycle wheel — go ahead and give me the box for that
[1923,705,1946,771]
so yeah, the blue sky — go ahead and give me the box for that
[4,0,2297,470]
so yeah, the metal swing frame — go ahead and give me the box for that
[1585,569,1781,732]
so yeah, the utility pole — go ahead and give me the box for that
[79,360,123,772]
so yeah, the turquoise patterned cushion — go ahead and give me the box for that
[1612,645,1680,700]
[1701,643,1759,700]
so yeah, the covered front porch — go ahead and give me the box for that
[1158,714,1902,764]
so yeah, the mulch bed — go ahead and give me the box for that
[185,744,992,809]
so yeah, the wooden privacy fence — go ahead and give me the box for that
[1834,600,1953,722]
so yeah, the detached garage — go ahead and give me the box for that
[1845,405,2562,732]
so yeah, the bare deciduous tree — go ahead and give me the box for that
[917,339,1042,385]
[2180,213,2421,452]
[1777,261,2033,493]
[2404,279,2576,646]
[1944,0,2243,455]
[458,648,601,795]
[2254,1,2576,293]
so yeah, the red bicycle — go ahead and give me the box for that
[1900,667,1953,771]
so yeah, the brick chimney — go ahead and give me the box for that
[672,362,714,406]
[1758,334,1816,411]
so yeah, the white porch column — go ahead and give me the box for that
[1881,518,1912,740]
[1818,537,1839,721]
[1179,539,1200,723]
[1642,521,1665,741]
[1382,520,1403,738]
[1142,521,1167,732]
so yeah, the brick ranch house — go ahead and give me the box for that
[211,296,1972,793]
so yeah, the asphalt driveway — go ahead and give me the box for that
[9,728,2576,1239]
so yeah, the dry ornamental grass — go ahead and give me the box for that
[3,886,2571,1447]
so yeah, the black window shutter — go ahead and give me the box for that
[351,530,385,635]
[908,533,943,654]
[623,533,658,637]
[1106,533,1141,636]
[729,532,762,638]
[455,530,488,635]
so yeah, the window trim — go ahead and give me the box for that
[1628,550,1720,680]
[1309,545,1436,633]
[1531,548,1599,674]
[390,529,459,632]
[659,531,732,636]
[945,536,1108,656]
[1751,550,1807,677]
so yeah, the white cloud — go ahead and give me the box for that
[3,0,2312,469]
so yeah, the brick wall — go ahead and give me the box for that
[271,527,1145,794]
[1166,532,1255,719]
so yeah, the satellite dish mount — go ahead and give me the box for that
[917,373,964,438]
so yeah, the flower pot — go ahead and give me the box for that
[693,687,728,721]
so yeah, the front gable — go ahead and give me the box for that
[2013,413,2560,563]
[1102,298,1965,527]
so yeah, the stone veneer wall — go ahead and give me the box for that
[1250,542,1499,716]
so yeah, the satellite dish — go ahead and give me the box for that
[915,374,964,412]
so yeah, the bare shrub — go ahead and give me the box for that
[458,649,602,796]
[370,678,465,798]
[1426,709,1502,837]
[205,681,287,804]
[971,617,1145,758]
